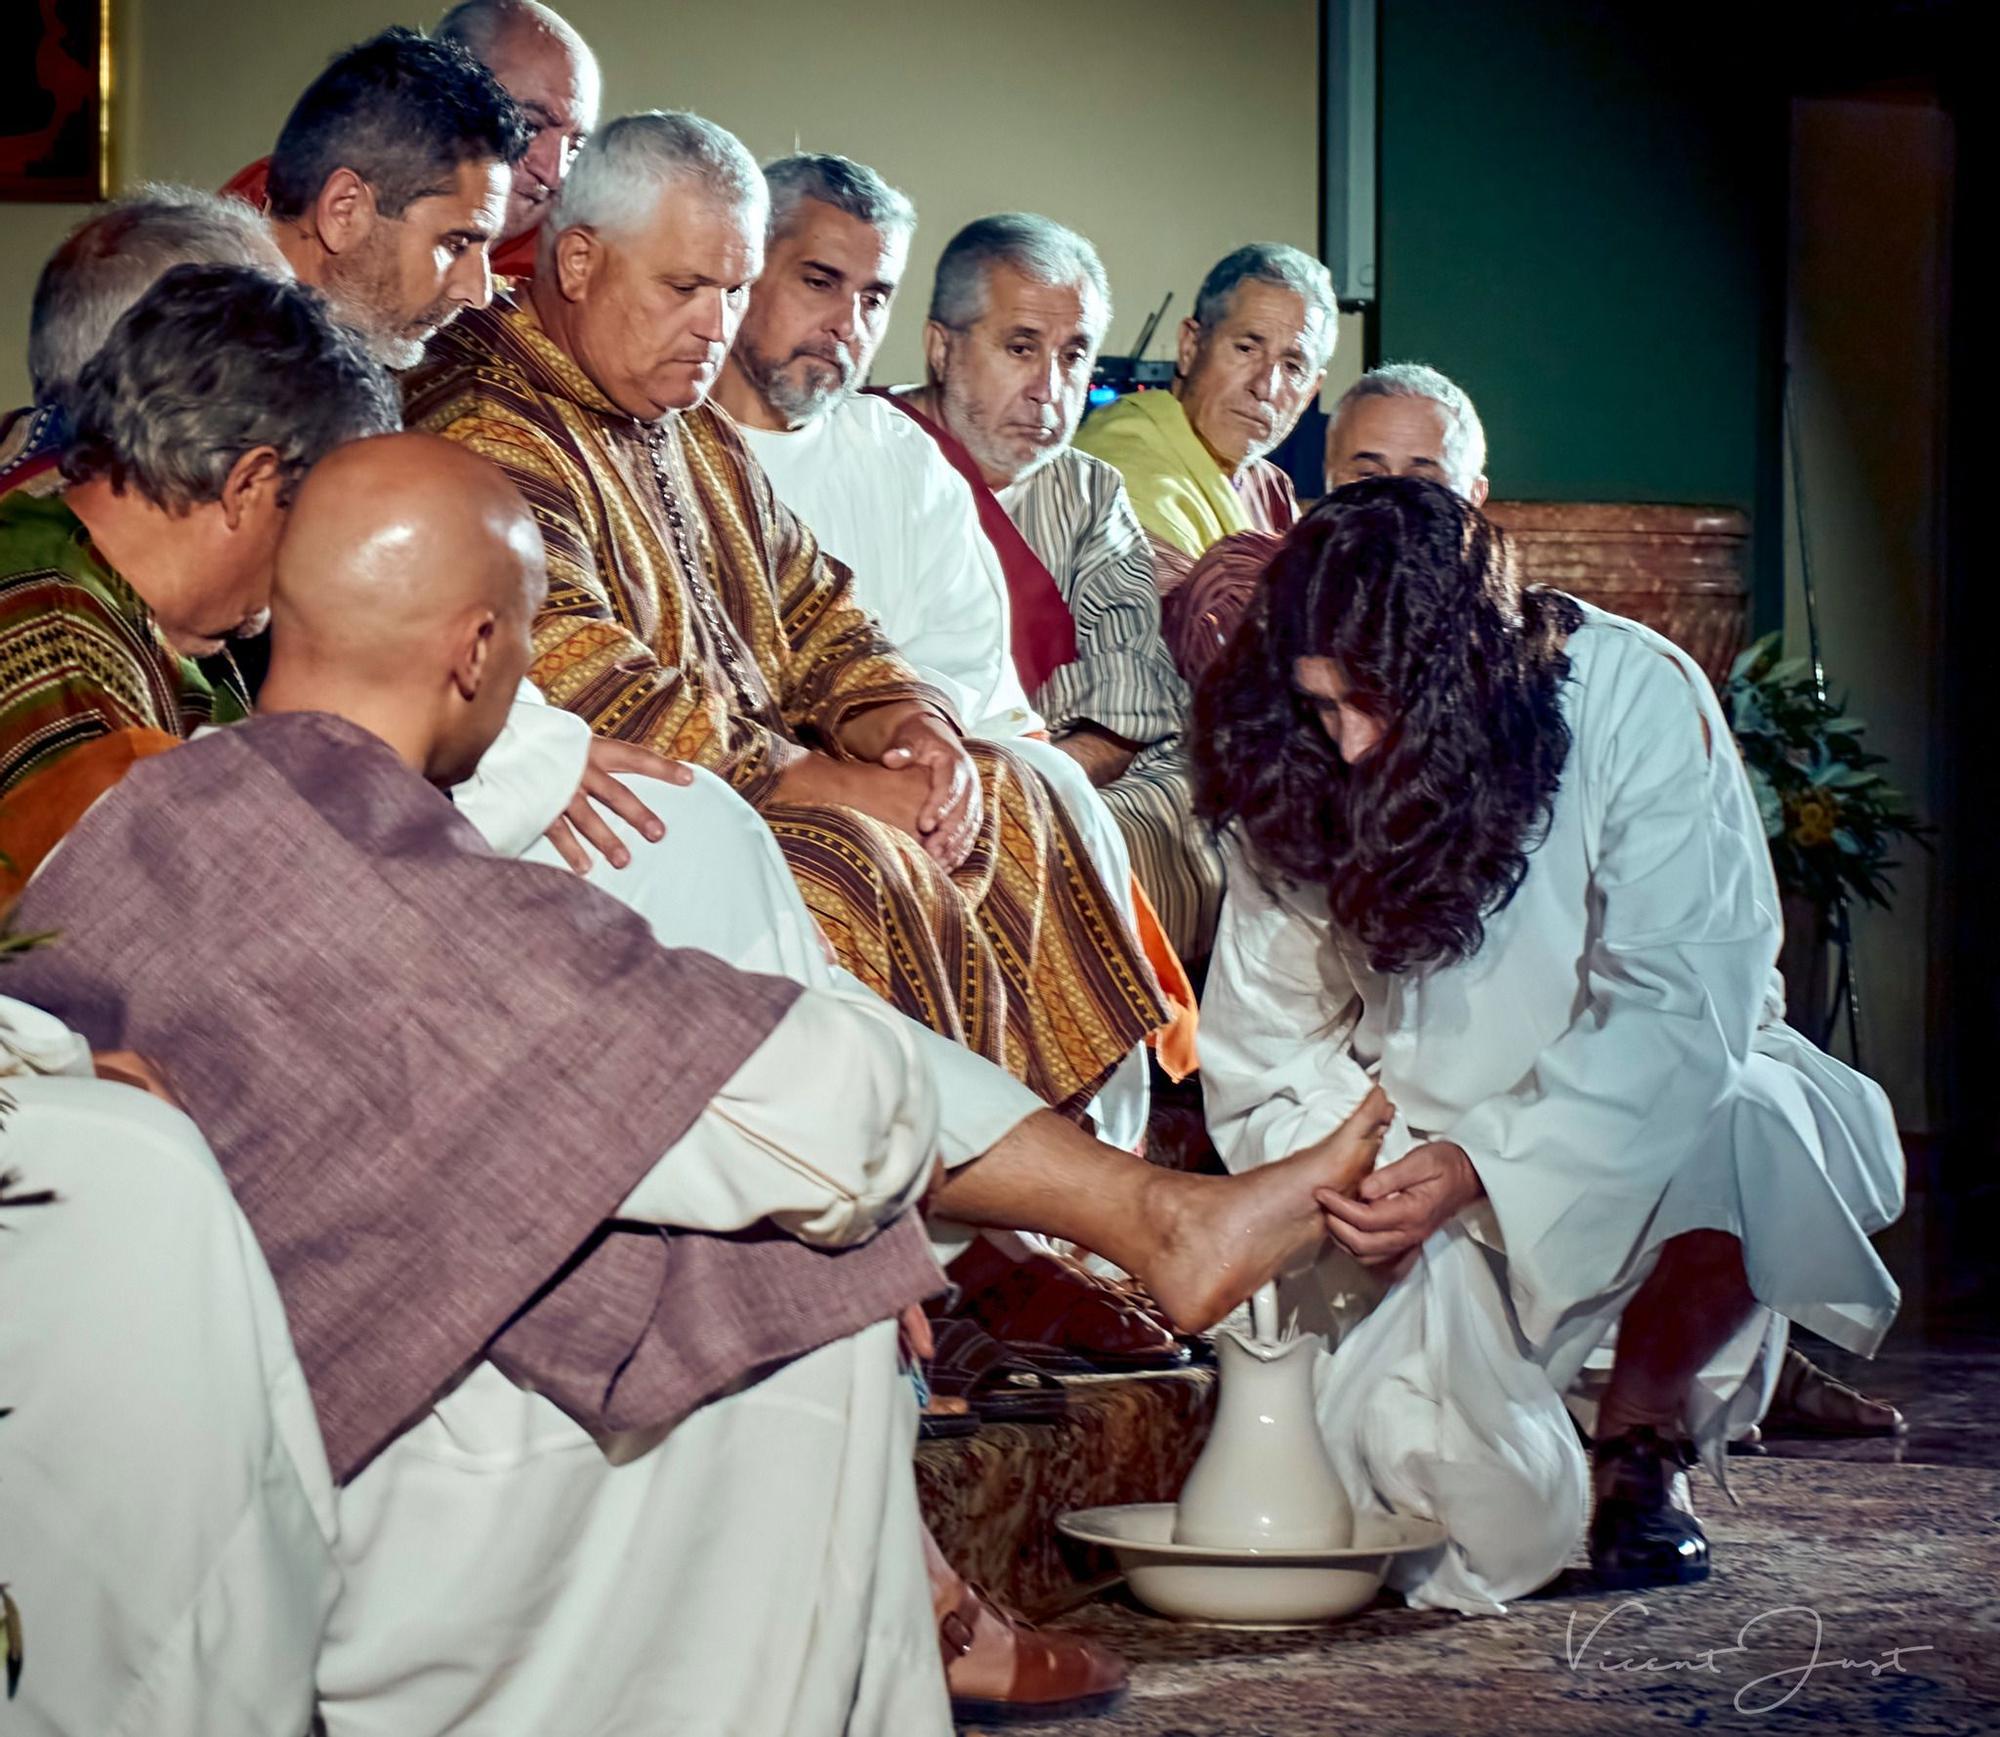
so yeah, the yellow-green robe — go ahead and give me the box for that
[405,295,1162,1116]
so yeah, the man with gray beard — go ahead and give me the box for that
[893,214,1223,963]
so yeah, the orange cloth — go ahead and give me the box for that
[0,728,179,908]
[1128,873,1198,1081]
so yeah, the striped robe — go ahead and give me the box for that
[0,491,247,895]
[404,296,1163,1118]
[997,448,1227,960]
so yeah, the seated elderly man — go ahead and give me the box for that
[1076,241,1333,589]
[0,265,398,896]
[0,185,288,501]
[891,212,1226,962]
[714,157,1169,1154]
[1172,360,1491,683]
[226,0,598,282]
[406,111,1169,1135]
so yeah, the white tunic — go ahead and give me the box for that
[738,397,1149,1152]
[7,707,1001,1734]
[1201,607,1904,1614]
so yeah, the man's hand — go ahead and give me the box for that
[1317,1139,1483,1269]
[543,738,693,874]
[877,709,981,871]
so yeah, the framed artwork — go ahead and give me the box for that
[0,0,112,203]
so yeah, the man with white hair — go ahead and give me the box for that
[1077,241,1335,576]
[1168,360,1491,682]
[1323,359,1490,501]
[225,0,600,281]
[407,112,1170,1160]
[714,162,1176,1157]
[1,185,288,499]
[894,213,1225,961]
[402,109,1212,1722]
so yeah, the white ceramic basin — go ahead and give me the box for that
[1057,1503,1446,1627]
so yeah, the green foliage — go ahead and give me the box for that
[1721,634,1926,914]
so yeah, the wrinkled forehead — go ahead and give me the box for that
[1329,391,1452,460]
[971,262,1108,343]
[1208,280,1325,353]
[607,183,763,281]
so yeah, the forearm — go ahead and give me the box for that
[1053,724,1139,788]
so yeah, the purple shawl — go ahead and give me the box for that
[7,712,940,1480]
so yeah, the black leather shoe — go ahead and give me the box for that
[1589,1426,1711,1590]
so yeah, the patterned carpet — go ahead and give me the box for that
[926,1334,2000,1736]
[980,1456,2000,1736]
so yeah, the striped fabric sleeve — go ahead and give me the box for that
[1018,460,1190,749]
[685,410,959,751]
[439,407,799,794]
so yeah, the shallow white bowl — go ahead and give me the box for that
[1057,1503,1446,1627]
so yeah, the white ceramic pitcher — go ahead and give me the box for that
[1172,1325,1353,1550]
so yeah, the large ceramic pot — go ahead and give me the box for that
[1483,502,1751,690]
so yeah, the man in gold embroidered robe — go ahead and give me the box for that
[406,111,1163,1119]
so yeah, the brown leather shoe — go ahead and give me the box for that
[939,1575,1129,1725]
[954,1249,1188,1373]
[1767,1347,1907,1438]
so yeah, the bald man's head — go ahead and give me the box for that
[268,432,545,785]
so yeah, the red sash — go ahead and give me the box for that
[879,394,1079,695]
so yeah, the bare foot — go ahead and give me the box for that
[1135,1085,1393,1331]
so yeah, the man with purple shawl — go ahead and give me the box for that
[5,433,959,1735]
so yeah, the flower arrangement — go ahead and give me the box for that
[1721,634,1925,916]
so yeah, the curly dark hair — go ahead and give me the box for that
[1193,475,1582,976]
[266,26,530,223]
[62,264,403,510]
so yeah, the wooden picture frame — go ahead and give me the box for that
[0,0,112,204]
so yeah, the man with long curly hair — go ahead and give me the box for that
[1193,476,1904,1608]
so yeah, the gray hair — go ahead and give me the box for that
[553,110,765,238]
[929,212,1112,334]
[28,186,290,402]
[763,152,914,244]
[1192,243,1337,368]
[1333,361,1488,495]
[62,264,401,511]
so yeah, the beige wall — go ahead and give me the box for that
[1783,97,1952,1128]
[1,0,1322,406]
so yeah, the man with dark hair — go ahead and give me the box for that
[0,264,400,893]
[262,26,529,368]
[225,3,597,283]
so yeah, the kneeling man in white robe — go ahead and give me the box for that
[1195,474,1903,1613]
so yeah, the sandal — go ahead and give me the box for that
[928,1318,1070,1424]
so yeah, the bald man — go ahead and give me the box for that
[9,434,1390,1732]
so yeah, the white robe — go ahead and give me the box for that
[317,700,1053,1736]
[1201,607,1904,1615]
[5,697,1044,1734]
[739,396,1149,1153]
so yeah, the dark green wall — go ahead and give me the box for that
[1375,0,1788,624]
